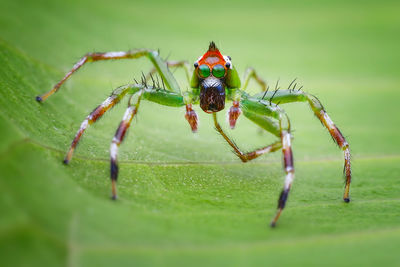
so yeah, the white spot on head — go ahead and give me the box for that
[223,55,232,69]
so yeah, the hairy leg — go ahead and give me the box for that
[240,97,295,227]
[36,49,181,102]
[146,60,191,84]
[108,87,188,199]
[63,84,142,164]
[306,94,351,201]
[64,82,188,163]
[253,89,351,202]
[144,60,198,132]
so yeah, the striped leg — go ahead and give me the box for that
[253,90,352,203]
[36,49,180,102]
[63,84,141,164]
[239,97,296,227]
[270,130,294,227]
[110,90,143,200]
[307,95,351,202]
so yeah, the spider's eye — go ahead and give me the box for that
[212,64,225,78]
[198,64,210,78]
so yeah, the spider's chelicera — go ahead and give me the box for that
[36,42,351,227]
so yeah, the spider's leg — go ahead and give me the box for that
[36,49,180,102]
[271,128,294,227]
[253,89,351,202]
[212,112,282,162]
[63,84,142,164]
[307,94,351,202]
[239,97,294,227]
[241,67,268,92]
[109,87,186,199]
[146,60,191,84]
[145,60,199,132]
[110,90,144,200]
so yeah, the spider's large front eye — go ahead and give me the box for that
[212,64,225,78]
[198,64,210,78]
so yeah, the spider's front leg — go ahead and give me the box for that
[36,49,181,102]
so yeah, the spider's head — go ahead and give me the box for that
[193,42,232,113]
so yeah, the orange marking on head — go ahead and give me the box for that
[198,42,227,69]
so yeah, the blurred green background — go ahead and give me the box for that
[1,0,399,266]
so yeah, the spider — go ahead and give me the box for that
[36,42,351,227]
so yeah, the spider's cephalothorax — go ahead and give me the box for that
[193,42,232,113]
[36,41,352,228]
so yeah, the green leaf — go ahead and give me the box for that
[1,0,400,266]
